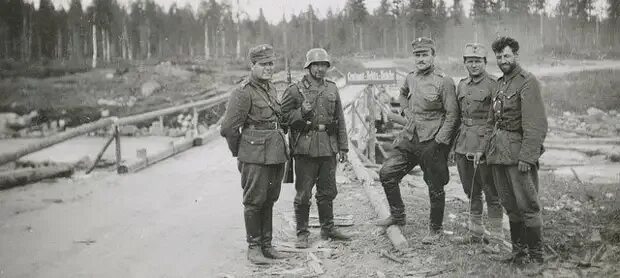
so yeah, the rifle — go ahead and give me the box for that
[283,56,295,183]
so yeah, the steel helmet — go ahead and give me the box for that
[304,48,331,69]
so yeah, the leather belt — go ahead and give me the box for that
[246,122,280,130]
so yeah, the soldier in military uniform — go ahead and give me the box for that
[281,48,350,249]
[475,37,548,266]
[376,37,459,244]
[453,43,503,242]
[220,44,289,265]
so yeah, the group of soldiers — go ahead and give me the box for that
[220,35,548,270]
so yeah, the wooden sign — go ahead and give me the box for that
[346,67,397,85]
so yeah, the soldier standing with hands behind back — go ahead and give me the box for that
[220,44,289,265]
[281,48,350,249]
[475,36,548,267]
[454,43,503,242]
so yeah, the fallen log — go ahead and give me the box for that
[0,118,116,166]
[0,165,74,190]
[348,141,408,251]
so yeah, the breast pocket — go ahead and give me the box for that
[420,85,442,110]
[469,90,490,114]
[252,100,273,119]
[502,90,521,114]
[324,93,337,117]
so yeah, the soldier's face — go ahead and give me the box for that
[464,57,486,77]
[413,50,434,71]
[495,46,518,74]
[250,60,274,81]
[309,62,330,80]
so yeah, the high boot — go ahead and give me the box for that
[318,201,351,241]
[422,187,445,245]
[376,185,406,226]
[244,208,273,265]
[498,221,528,265]
[524,226,544,264]
[487,204,505,240]
[294,203,310,248]
[261,204,288,259]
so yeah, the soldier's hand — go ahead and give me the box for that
[473,152,484,165]
[338,151,348,163]
[518,161,531,172]
[301,100,313,115]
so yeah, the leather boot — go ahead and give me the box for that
[382,184,406,223]
[487,204,505,240]
[524,226,544,264]
[260,204,288,259]
[318,201,351,241]
[421,229,444,245]
[498,221,528,265]
[244,209,273,265]
[375,215,406,227]
[294,203,310,248]
[469,213,487,239]
[429,187,445,232]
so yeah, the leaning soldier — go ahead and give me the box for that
[220,44,289,265]
[375,37,459,245]
[281,48,350,249]
[453,43,503,242]
[475,36,548,267]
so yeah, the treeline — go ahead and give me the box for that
[0,0,619,67]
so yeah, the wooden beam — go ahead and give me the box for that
[0,118,116,166]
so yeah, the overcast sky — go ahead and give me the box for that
[46,0,608,24]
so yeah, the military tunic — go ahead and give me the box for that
[454,72,502,224]
[379,66,458,231]
[281,74,348,234]
[220,76,288,248]
[481,65,548,228]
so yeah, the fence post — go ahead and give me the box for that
[115,125,127,174]
[366,85,376,163]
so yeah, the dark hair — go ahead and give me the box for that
[463,57,487,64]
[491,36,520,54]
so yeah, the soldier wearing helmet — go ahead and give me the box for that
[281,48,350,248]
[452,43,503,244]
[375,37,459,245]
[221,44,289,265]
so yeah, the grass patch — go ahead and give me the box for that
[540,69,620,115]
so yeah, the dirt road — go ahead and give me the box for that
[0,138,278,277]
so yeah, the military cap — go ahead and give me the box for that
[248,44,276,64]
[411,37,435,53]
[463,43,487,58]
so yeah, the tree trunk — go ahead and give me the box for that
[383,28,387,56]
[146,20,152,59]
[92,24,97,68]
[221,30,226,57]
[106,29,111,62]
[57,27,62,60]
[204,22,210,59]
[236,20,241,60]
[189,36,194,57]
[309,15,314,48]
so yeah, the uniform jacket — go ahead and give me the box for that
[281,75,348,157]
[398,66,459,145]
[480,65,548,165]
[454,72,497,155]
[220,76,289,164]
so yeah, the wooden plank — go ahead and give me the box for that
[366,86,377,163]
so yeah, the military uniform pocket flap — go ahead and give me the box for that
[242,135,266,145]
[470,90,489,101]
